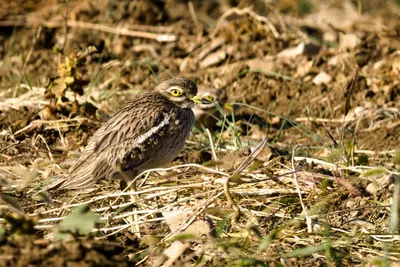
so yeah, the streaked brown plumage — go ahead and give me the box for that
[49,78,210,191]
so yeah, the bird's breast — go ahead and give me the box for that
[138,109,194,170]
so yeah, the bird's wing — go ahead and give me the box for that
[91,111,171,175]
[53,96,173,190]
[92,108,170,156]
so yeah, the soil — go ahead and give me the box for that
[0,0,399,265]
[0,235,129,267]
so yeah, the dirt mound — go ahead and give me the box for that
[0,235,129,267]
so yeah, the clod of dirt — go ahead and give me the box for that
[0,235,129,267]
[218,148,251,171]
[183,150,212,164]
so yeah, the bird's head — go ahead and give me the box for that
[195,87,227,110]
[193,87,232,119]
[155,78,211,109]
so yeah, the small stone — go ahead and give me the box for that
[346,200,356,208]
[339,33,361,51]
[278,42,320,58]
[278,42,304,58]
[366,175,392,195]
[163,241,191,262]
[162,208,215,238]
[391,58,400,75]
[366,183,378,195]
[373,59,387,70]
[313,71,332,85]
[328,52,350,66]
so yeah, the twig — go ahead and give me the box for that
[0,19,177,42]
[293,156,337,168]
[295,117,356,123]
[0,142,19,153]
[213,7,279,39]
[162,189,223,242]
[231,137,269,183]
[293,156,399,175]
[36,134,54,161]
[205,128,218,161]
[55,182,213,213]
[223,137,268,222]
[23,26,42,70]
[354,149,398,155]
[14,118,95,135]
[338,65,359,168]
[105,189,221,238]
[60,0,69,55]
[292,146,312,233]
[344,65,359,116]
[68,21,177,42]
[188,1,199,26]
[223,178,240,223]
[240,165,304,184]
[196,37,226,61]
[130,163,229,182]
[389,176,399,234]
[28,190,215,226]
[56,123,67,151]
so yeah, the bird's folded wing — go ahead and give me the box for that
[44,105,171,191]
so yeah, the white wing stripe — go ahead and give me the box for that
[136,114,170,145]
[116,114,170,160]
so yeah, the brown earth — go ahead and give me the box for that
[0,235,130,267]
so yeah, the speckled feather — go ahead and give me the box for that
[49,78,197,190]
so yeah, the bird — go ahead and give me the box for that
[193,86,229,129]
[47,77,210,191]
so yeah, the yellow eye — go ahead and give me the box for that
[170,89,182,97]
[205,95,214,102]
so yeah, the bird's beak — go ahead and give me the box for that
[190,96,211,104]
[223,103,233,111]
